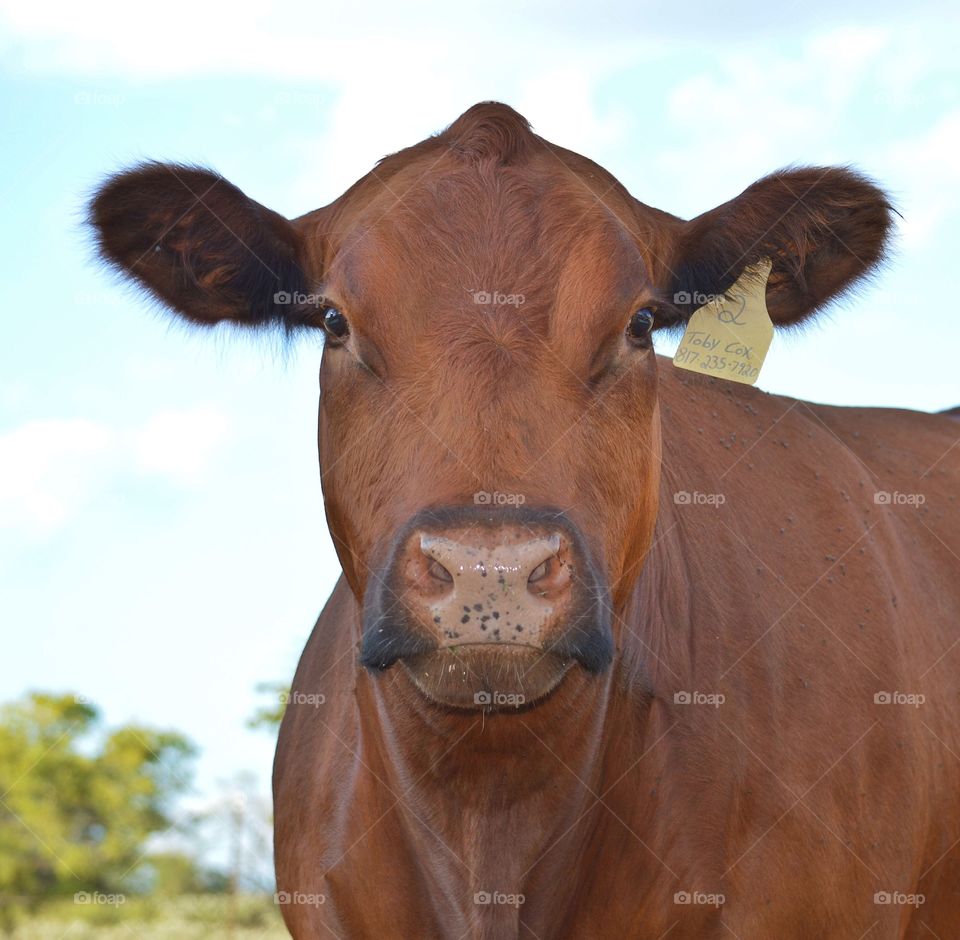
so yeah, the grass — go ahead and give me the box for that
[7,894,290,939]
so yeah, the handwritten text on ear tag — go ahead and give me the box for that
[672,259,774,386]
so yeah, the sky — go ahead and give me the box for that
[1,0,958,830]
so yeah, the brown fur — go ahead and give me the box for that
[90,102,959,939]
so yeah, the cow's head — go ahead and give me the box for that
[91,103,891,712]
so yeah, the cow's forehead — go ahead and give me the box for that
[321,164,651,329]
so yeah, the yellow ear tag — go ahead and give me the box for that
[672,259,774,385]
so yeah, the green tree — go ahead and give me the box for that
[140,851,216,896]
[0,692,195,930]
[245,682,288,731]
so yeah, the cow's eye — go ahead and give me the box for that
[322,307,349,342]
[626,307,655,344]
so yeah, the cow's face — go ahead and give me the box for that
[308,168,670,709]
[91,103,891,711]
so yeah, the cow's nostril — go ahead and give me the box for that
[427,558,453,583]
[526,546,571,598]
[528,559,549,584]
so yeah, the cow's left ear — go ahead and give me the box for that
[664,167,894,326]
[89,162,311,328]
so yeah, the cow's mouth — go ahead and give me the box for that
[399,645,575,710]
[360,614,612,711]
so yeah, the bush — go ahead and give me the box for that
[7,894,288,939]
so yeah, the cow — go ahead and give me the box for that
[90,102,960,939]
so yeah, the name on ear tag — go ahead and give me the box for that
[672,259,774,386]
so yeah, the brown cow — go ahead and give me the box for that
[91,103,960,939]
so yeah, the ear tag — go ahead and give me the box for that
[672,259,773,386]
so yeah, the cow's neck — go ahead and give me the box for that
[339,374,753,931]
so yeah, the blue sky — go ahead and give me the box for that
[2,0,958,818]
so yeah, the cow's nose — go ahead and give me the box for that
[404,530,574,648]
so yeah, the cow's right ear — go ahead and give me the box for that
[89,163,310,327]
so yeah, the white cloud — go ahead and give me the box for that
[0,0,951,82]
[515,68,631,155]
[135,407,230,486]
[0,407,231,534]
[653,27,897,214]
[0,0,613,82]
[881,109,960,248]
[0,419,114,531]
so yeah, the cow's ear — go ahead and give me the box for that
[89,163,310,328]
[664,167,894,326]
